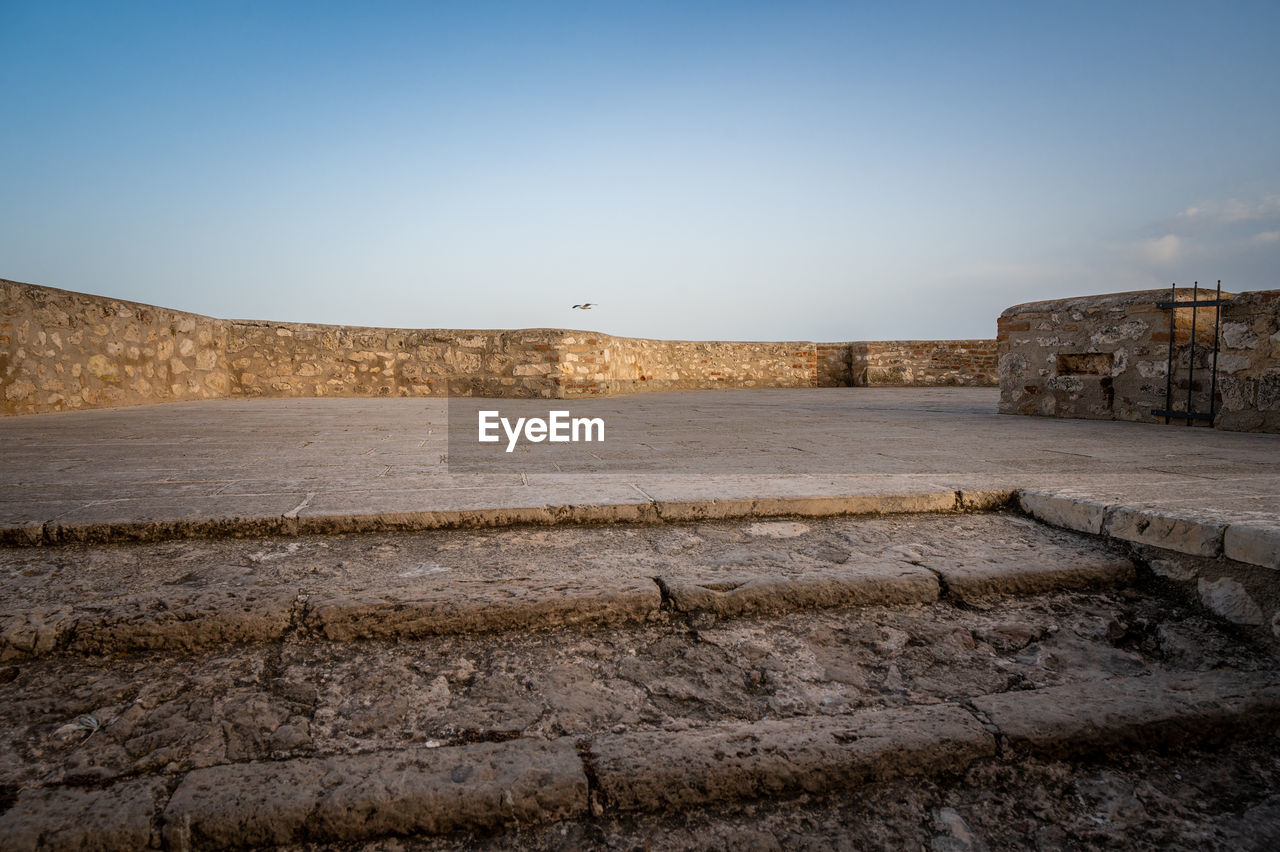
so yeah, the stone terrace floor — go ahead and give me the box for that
[0,388,1276,538]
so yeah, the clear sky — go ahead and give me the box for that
[2,1,1278,341]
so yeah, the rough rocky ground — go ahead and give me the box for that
[2,511,1278,850]
[340,740,1280,852]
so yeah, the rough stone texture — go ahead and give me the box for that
[1131,542,1280,653]
[0,512,1121,661]
[1214,290,1280,433]
[1197,577,1265,626]
[0,278,231,415]
[1224,522,1280,570]
[303,577,663,640]
[161,737,587,848]
[661,564,941,617]
[997,287,1280,433]
[933,551,1135,600]
[419,739,1280,851]
[2,279,998,414]
[1104,506,1226,558]
[851,340,998,387]
[816,342,853,386]
[2,546,1278,848]
[0,776,166,852]
[1017,491,1107,536]
[973,671,1280,757]
[589,705,996,812]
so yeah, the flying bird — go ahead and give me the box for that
[571,303,596,310]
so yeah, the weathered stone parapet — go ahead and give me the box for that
[2,278,996,414]
[997,287,1278,433]
[849,340,998,387]
[0,279,231,415]
[554,334,820,396]
[1213,289,1280,433]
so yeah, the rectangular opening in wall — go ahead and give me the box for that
[1056,353,1113,375]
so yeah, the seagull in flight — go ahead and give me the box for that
[571,303,596,310]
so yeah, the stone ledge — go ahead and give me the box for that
[1017,491,1107,536]
[0,490,1017,548]
[933,552,1135,600]
[1224,523,1280,570]
[1104,506,1227,557]
[589,705,995,812]
[161,738,587,849]
[303,577,663,640]
[973,670,1280,757]
[8,672,1279,849]
[1016,491,1274,566]
[661,564,940,617]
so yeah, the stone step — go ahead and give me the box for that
[1,512,1133,660]
[1,489,1016,548]
[4,671,1277,851]
[0,573,1263,794]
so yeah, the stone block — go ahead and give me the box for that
[1104,506,1225,557]
[1223,523,1280,570]
[162,738,587,848]
[1017,490,1107,535]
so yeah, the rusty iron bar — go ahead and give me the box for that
[1163,283,1175,424]
[1209,280,1221,425]
[1186,281,1198,426]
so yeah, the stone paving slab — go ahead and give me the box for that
[1,390,1276,550]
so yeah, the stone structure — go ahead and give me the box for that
[849,340,998,387]
[1,279,998,415]
[998,288,1280,433]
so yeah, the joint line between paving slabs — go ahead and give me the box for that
[630,483,656,502]
[284,491,316,520]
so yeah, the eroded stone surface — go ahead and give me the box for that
[590,705,994,811]
[162,738,586,849]
[0,512,1133,658]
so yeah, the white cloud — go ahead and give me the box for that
[1141,234,1184,266]
[1247,230,1280,246]
[1177,195,1280,225]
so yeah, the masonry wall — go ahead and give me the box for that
[1214,289,1280,433]
[225,321,565,400]
[0,279,231,415]
[850,340,998,387]
[998,288,1280,433]
[555,335,820,396]
[2,279,998,415]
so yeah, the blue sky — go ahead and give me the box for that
[2,1,1277,341]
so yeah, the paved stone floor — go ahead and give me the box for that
[1,388,1276,536]
[3,388,1280,850]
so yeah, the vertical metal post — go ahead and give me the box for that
[1186,281,1198,426]
[1209,280,1221,425]
[1163,283,1175,424]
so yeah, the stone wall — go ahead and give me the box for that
[0,279,231,415]
[998,288,1280,433]
[816,343,854,387]
[556,335,820,396]
[225,321,565,400]
[1214,290,1280,433]
[2,278,998,415]
[849,340,998,387]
